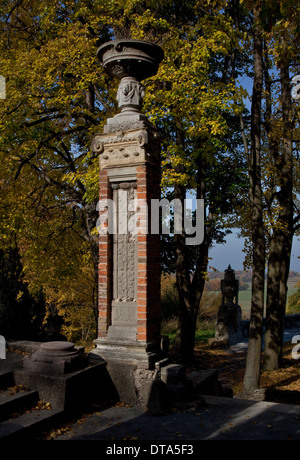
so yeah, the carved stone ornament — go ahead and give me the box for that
[97,39,164,82]
[91,128,161,168]
[97,39,164,130]
[116,76,145,113]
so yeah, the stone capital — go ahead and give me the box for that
[91,126,161,169]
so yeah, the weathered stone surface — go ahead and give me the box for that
[103,361,138,405]
[209,266,243,347]
[0,335,6,360]
[186,369,220,396]
[92,339,164,370]
[133,368,167,415]
[14,359,109,410]
[97,39,164,82]
[93,39,167,407]
[116,77,145,113]
[160,364,186,385]
[22,341,88,375]
[91,126,161,168]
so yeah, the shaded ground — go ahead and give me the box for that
[50,340,300,441]
[43,339,300,441]
[4,338,300,440]
[191,341,300,404]
[53,395,300,441]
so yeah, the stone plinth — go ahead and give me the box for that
[15,358,110,411]
[23,341,88,375]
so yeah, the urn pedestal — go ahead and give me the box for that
[91,40,168,407]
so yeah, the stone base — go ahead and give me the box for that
[14,359,111,411]
[91,338,170,412]
[91,339,225,413]
[91,343,223,413]
[90,354,168,413]
[22,341,89,375]
[92,338,166,370]
[208,336,229,348]
[103,113,148,133]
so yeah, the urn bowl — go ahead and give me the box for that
[97,39,164,81]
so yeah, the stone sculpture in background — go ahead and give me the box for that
[209,265,242,347]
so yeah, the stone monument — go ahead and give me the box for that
[209,265,242,347]
[91,39,168,405]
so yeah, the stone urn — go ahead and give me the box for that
[97,39,164,127]
[97,39,164,82]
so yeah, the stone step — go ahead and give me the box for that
[164,369,222,405]
[0,370,15,389]
[0,407,64,440]
[0,388,39,422]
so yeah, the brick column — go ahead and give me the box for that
[92,124,164,370]
[136,164,161,344]
[97,169,112,338]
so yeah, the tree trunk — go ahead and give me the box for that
[243,7,265,392]
[264,235,283,370]
[277,43,294,364]
[263,35,294,370]
[171,181,196,364]
[80,200,99,335]
[278,236,292,364]
[171,143,210,364]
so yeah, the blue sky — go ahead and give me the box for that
[209,231,300,273]
[207,74,300,274]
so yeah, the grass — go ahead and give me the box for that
[161,316,215,345]
[160,274,299,349]
[237,281,298,315]
[195,328,215,342]
[165,329,215,345]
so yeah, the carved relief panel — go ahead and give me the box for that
[111,182,137,330]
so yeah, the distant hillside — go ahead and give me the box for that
[207,269,253,282]
[208,269,299,282]
[288,271,300,282]
[206,269,300,293]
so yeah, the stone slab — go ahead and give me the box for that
[160,364,186,385]
[0,389,39,422]
[8,340,42,354]
[92,339,164,370]
[13,359,110,410]
[0,408,64,440]
[186,369,220,396]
